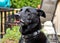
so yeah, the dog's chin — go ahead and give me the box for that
[20,22,32,26]
[20,23,24,26]
[20,22,27,26]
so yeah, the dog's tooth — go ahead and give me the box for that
[21,19,24,22]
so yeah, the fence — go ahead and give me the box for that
[0,8,20,38]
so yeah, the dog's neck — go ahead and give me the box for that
[21,19,41,35]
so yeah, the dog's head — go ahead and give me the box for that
[15,7,46,26]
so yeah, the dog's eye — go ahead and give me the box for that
[26,9,30,12]
[20,9,22,11]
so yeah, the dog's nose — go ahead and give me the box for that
[15,13,20,16]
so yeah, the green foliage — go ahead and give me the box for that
[1,26,21,43]
[10,0,42,8]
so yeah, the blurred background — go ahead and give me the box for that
[0,0,60,43]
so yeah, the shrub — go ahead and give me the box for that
[10,0,42,8]
[1,26,21,43]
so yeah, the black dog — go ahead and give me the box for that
[15,7,47,43]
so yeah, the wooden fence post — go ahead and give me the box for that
[2,11,5,34]
[0,9,20,38]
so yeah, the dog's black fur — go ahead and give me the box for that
[15,7,47,43]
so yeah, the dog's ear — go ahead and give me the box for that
[37,9,46,18]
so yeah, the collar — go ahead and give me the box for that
[22,30,41,39]
[33,29,41,36]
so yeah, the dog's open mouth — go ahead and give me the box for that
[20,19,25,26]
